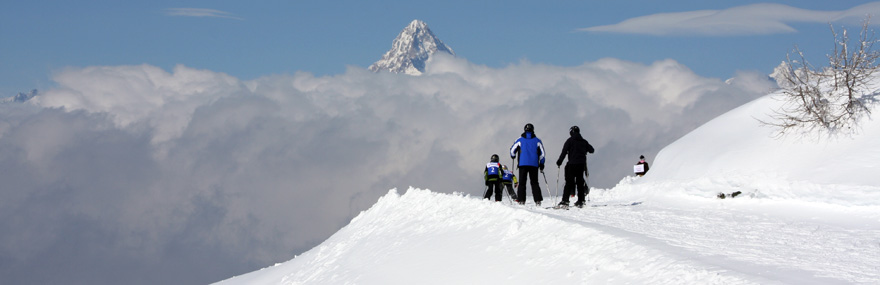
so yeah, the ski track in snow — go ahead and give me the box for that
[533,190,880,284]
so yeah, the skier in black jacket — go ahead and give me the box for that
[555,126,594,208]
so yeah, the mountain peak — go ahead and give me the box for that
[406,19,428,30]
[2,89,38,104]
[369,19,455,75]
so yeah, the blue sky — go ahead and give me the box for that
[2,1,879,96]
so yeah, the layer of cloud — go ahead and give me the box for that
[580,2,880,36]
[0,57,771,284]
[164,8,243,20]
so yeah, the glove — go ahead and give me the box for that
[515,183,518,188]
[539,164,544,171]
[556,160,562,167]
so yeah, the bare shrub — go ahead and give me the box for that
[763,18,880,137]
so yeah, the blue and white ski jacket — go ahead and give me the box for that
[501,169,517,185]
[509,131,545,167]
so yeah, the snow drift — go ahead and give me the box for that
[632,93,880,207]
[216,189,763,284]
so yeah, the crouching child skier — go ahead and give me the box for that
[484,154,504,201]
[501,165,518,202]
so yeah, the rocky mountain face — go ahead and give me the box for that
[369,20,455,75]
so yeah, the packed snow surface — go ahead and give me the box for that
[216,91,880,284]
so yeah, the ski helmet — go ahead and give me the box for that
[570,125,580,135]
[524,123,534,132]
[491,154,499,162]
[502,165,508,170]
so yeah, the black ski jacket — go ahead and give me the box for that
[556,132,594,166]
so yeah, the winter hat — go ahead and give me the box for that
[524,123,534,132]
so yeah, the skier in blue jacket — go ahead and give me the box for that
[509,123,546,206]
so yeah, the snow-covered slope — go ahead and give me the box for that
[636,92,880,206]
[215,88,880,284]
[216,187,879,284]
[369,20,455,75]
[214,189,767,284]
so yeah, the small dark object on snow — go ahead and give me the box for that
[717,191,743,199]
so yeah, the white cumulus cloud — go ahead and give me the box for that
[0,56,771,284]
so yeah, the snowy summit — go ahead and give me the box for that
[368,20,455,75]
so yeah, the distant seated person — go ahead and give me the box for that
[634,155,649,176]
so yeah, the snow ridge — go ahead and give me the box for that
[217,186,880,284]
[369,20,455,75]
[216,188,761,284]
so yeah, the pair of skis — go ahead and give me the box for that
[546,201,588,210]
[547,165,592,210]
[508,158,590,208]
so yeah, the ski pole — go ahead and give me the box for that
[504,183,514,205]
[555,166,560,203]
[541,169,553,205]
[585,171,591,203]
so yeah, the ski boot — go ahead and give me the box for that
[556,201,569,209]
